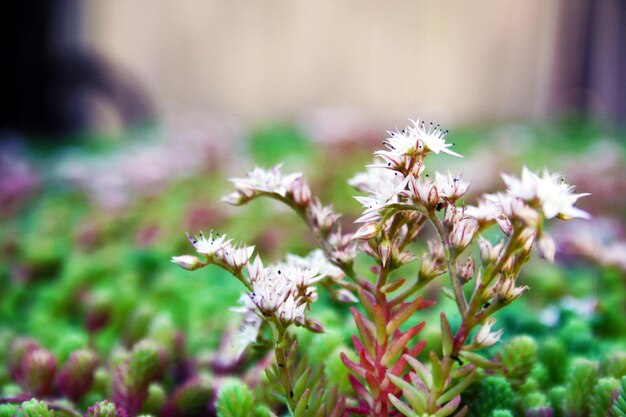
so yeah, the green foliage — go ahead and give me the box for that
[0,404,19,417]
[591,377,620,417]
[216,379,271,417]
[500,336,537,389]
[611,377,626,417]
[563,358,599,417]
[466,376,514,417]
[602,351,626,380]
[16,399,54,417]
[162,378,213,417]
[490,411,513,417]
[538,338,567,385]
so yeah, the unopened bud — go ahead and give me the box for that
[478,236,503,265]
[221,192,245,206]
[378,238,392,267]
[498,277,528,303]
[450,218,478,251]
[457,256,475,283]
[171,255,204,271]
[305,318,326,334]
[290,178,311,207]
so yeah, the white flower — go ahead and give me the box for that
[228,164,302,199]
[378,128,417,157]
[502,166,538,201]
[410,119,463,158]
[221,244,255,270]
[434,171,470,201]
[187,231,230,257]
[502,167,590,220]
[230,295,262,358]
[465,194,503,221]
[245,257,320,326]
[354,170,409,222]
[286,249,344,281]
[472,318,503,349]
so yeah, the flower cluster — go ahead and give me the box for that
[172,117,590,417]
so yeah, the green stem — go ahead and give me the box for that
[273,325,298,414]
[427,210,468,316]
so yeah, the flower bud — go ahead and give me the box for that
[478,236,503,265]
[457,256,475,283]
[378,237,392,267]
[56,349,98,401]
[450,218,478,251]
[471,318,503,349]
[305,318,326,334]
[221,191,246,206]
[498,277,528,303]
[21,348,57,396]
[290,177,311,207]
[170,255,204,271]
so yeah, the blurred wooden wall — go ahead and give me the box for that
[84,0,561,124]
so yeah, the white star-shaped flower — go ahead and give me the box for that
[410,118,463,158]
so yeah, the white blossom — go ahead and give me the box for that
[434,172,470,201]
[286,249,344,281]
[410,119,463,158]
[502,167,590,220]
[472,318,503,349]
[187,231,230,257]
[354,171,409,222]
[227,164,302,199]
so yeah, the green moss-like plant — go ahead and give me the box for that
[564,358,599,417]
[466,376,514,417]
[500,336,538,390]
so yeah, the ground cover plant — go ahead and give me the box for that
[0,118,625,416]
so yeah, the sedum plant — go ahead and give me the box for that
[172,118,591,417]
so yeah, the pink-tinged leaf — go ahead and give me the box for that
[381,277,405,294]
[340,352,366,379]
[351,307,376,357]
[373,303,387,344]
[357,289,377,319]
[349,375,373,408]
[382,322,425,366]
[365,372,380,397]
[387,296,431,335]
[351,334,365,355]
[358,347,376,373]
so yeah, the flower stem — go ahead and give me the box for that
[427,210,468,315]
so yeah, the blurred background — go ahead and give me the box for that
[2,0,626,137]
